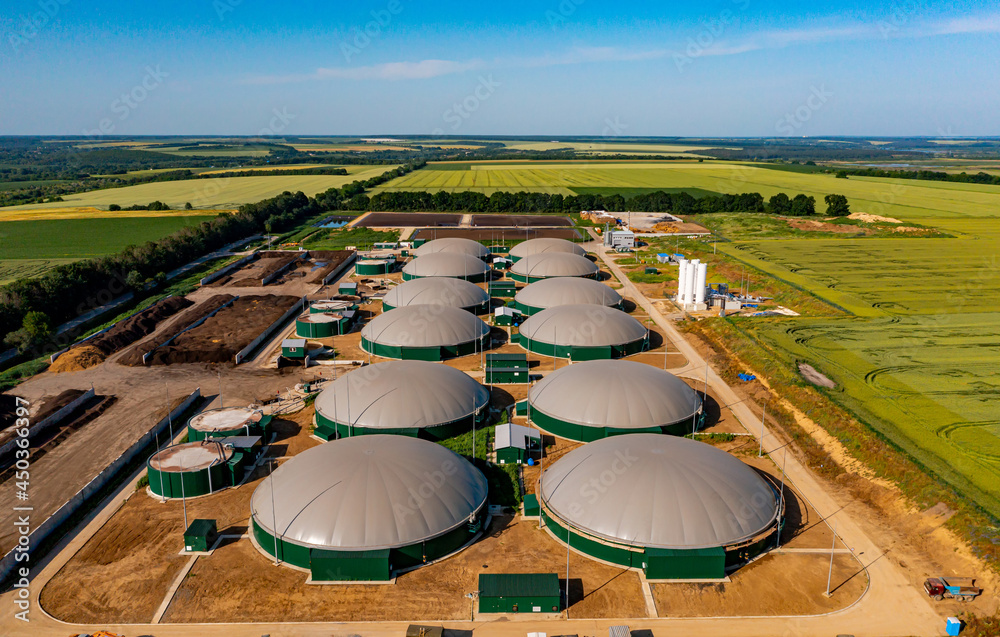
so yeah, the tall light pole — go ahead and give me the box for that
[270,458,279,565]
[825,521,837,597]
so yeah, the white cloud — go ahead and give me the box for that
[243,58,483,84]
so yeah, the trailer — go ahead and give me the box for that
[924,577,983,602]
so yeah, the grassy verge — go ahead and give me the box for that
[438,425,521,507]
[304,227,400,251]
[683,316,1000,570]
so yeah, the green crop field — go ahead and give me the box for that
[376,161,1000,221]
[0,216,214,280]
[705,189,1000,516]
[2,165,395,211]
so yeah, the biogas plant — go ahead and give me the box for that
[120,235,796,594]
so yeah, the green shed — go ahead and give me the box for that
[478,573,561,614]
[644,267,659,275]
[643,547,726,580]
[183,519,218,553]
[310,548,392,582]
[488,281,518,298]
[495,423,540,465]
[493,306,523,327]
[338,281,359,295]
[282,338,307,359]
[412,238,427,248]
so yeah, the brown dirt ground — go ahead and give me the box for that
[356,213,463,227]
[119,294,236,366]
[787,219,873,235]
[143,295,299,366]
[651,552,867,617]
[39,409,318,624]
[472,215,574,227]
[412,228,582,241]
[51,297,194,372]
[230,253,301,287]
[162,514,648,623]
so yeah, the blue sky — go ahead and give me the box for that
[1,0,998,136]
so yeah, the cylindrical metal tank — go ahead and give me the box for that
[677,259,689,304]
[695,262,708,305]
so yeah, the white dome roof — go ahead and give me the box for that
[510,253,598,279]
[528,360,701,429]
[383,278,489,311]
[516,277,622,311]
[362,305,489,347]
[252,436,487,550]
[403,253,490,279]
[414,238,490,259]
[540,435,779,549]
[315,361,489,429]
[518,305,646,347]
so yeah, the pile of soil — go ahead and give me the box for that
[304,250,353,283]
[51,297,194,372]
[230,254,300,287]
[119,295,236,366]
[472,214,573,227]
[142,295,298,366]
[0,389,86,446]
[356,212,462,227]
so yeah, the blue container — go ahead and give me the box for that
[946,617,962,636]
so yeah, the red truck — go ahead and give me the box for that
[924,577,983,602]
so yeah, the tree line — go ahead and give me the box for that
[839,167,1000,186]
[332,188,850,217]
[0,163,423,351]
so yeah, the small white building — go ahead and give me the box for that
[605,230,635,250]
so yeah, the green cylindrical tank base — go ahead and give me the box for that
[517,334,648,360]
[527,407,693,442]
[361,334,490,361]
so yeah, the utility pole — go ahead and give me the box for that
[165,384,173,442]
[270,458,279,565]
[825,521,837,597]
[179,451,188,531]
[777,446,787,550]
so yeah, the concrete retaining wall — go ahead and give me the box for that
[0,387,202,582]
[142,296,239,365]
[234,296,307,365]
[261,253,304,286]
[322,251,358,285]
[0,388,96,459]
[200,253,257,286]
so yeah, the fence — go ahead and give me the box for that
[0,387,202,582]
[200,253,257,286]
[0,388,96,459]
[234,296,307,365]
[142,296,239,365]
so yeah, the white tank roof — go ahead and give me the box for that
[528,360,701,428]
[510,253,599,279]
[252,436,487,550]
[189,407,262,433]
[315,360,489,429]
[383,277,489,310]
[510,238,586,259]
[414,238,490,259]
[518,305,646,347]
[362,305,489,347]
[540,435,779,549]
[403,253,490,279]
[515,277,623,311]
